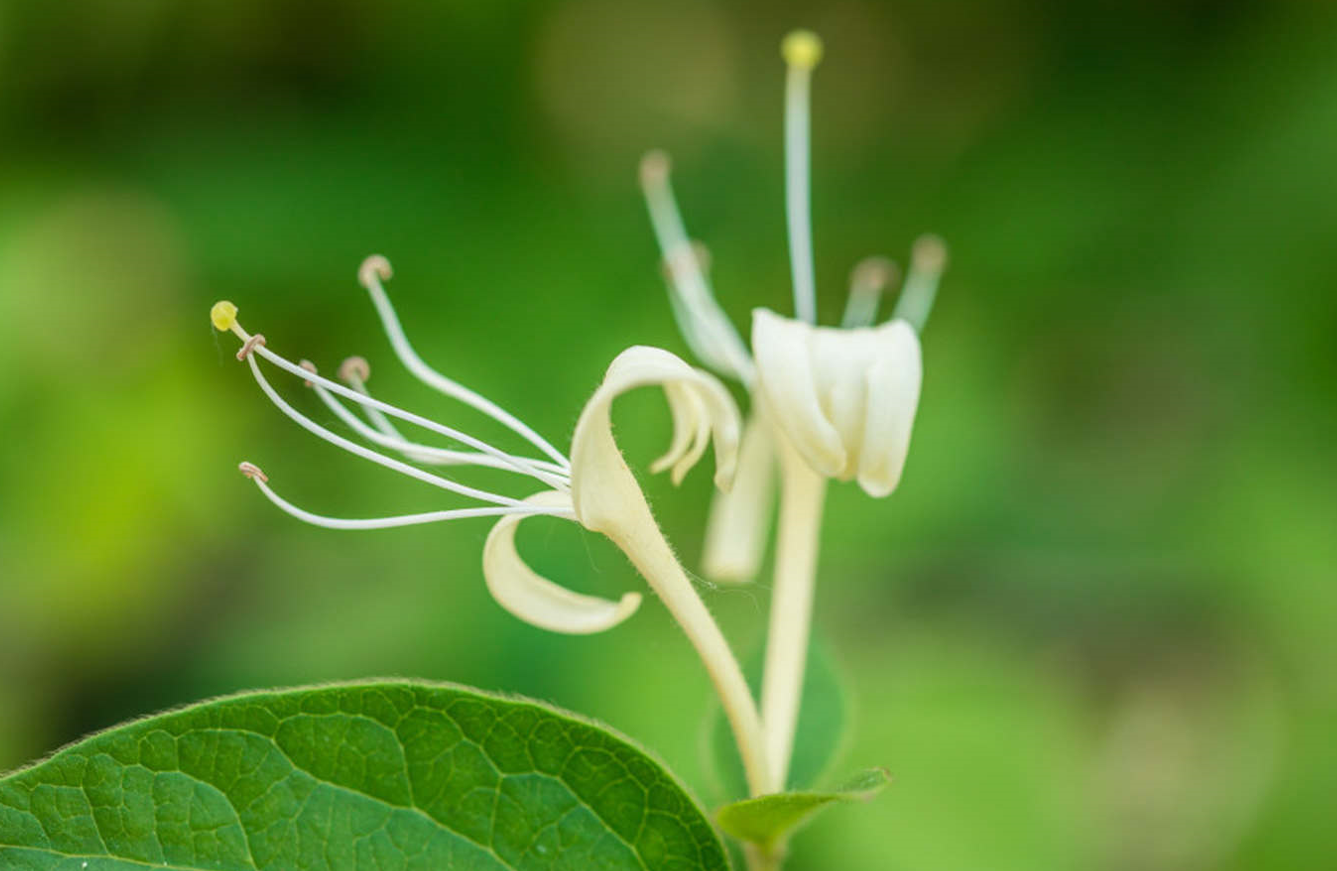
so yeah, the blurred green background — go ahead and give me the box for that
[2,0,1335,868]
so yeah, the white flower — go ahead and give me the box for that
[751,309,921,498]
[638,29,948,577]
[212,258,771,794]
[639,29,951,792]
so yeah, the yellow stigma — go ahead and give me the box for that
[781,30,823,70]
[210,300,238,332]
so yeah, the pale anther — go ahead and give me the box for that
[236,334,266,361]
[298,360,318,388]
[639,150,670,187]
[238,461,268,483]
[852,256,897,291]
[912,234,948,273]
[358,254,393,289]
[339,356,371,384]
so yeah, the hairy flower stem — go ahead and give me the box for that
[760,432,828,792]
[589,490,772,799]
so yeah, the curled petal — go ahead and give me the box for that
[650,381,711,485]
[482,490,642,634]
[571,346,741,534]
[857,327,922,496]
[752,309,845,476]
[702,411,777,582]
[566,346,770,795]
[752,308,922,496]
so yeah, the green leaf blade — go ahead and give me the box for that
[0,681,730,871]
[715,768,890,851]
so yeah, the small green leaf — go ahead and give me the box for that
[707,640,849,800]
[715,768,890,851]
[0,680,730,870]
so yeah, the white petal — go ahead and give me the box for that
[752,310,923,496]
[751,308,845,476]
[571,346,741,534]
[649,380,712,486]
[702,411,777,582]
[857,321,922,496]
[482,490,642,634]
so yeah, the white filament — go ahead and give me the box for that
[243,350,530,507]
[245,337,562,486]
[841,257,896,329]
[248,475,570,530]
[891,236,947,333]
[640,156,755,384]
[310,379,571,490]
[360,271,571,470]
[785,60,818,323]
[341,370,410,444]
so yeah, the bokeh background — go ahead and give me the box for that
[2,1,1335,868]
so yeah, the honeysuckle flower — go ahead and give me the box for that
[639,29,948,561]
[639,29,950,792]
[211,257,770,795]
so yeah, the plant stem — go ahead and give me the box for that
[759,432,828,792]
[744,843,785,871]
[601,500,772,798]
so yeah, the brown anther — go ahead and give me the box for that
[851,256,898,291]
[912,234,948,273]
[358,254,393,289]
[238,461,269,484]
[298,360,318,388]
[236,333,267,361]
[338,356,371,383]
[639,150,670,187]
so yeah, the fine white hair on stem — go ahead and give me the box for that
[782,30,823,324]
[357,255,571,471]
[240,465,572,530]
[241,346,533,507]
[308,376,571,489]
[639,151,755,384]
[840,256,898,329]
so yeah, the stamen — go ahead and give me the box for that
[638,151,755,383]
[239,342,533,507]
[338,356,371,384]
[782,29,823,324]
[238,461,268,483]
[236,333,266,361]
[359,254,393,288]
[213,305,567,486]
[240,465,572,531]
[309,374,571,489]
[891,234,948,333]
[298,359,318,388]
[840,256,898,329]
[338,356,409,444]
[356,256,571,471]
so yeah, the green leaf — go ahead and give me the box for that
[0,680,730,871]
[707,641,848,800]
[715,768,890,851]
